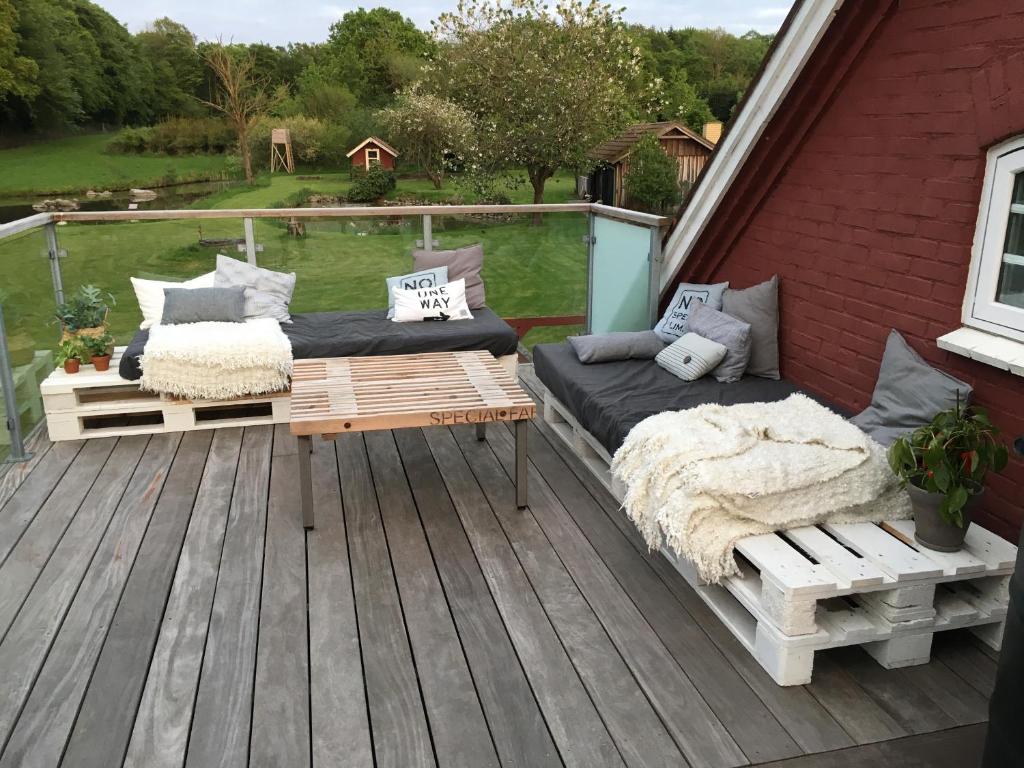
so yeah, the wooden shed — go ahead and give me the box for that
[588,122,716,207]
[346,137,399,171]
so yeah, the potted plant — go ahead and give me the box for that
[888,399,1009,552]
[83,332,114,371]
[53,285,115,342]
[55,338,85,374]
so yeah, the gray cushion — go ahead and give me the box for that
[161,287,246,324]
[386,266,448,319]
[686,300,752,382]
[568,331,665,364]
[413,244,485,309]
[655,332,727,381]
[722,275,779,379]
[214,254,296,323]
[654,281,729,342]
[850,330,973,446]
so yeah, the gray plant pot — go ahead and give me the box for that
[909,484,978,552]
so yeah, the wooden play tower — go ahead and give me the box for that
[270,128,295,173]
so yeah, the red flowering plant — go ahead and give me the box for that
[888,398,1009,527]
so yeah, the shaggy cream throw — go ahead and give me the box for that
[612,393,911,583]
[140,318,292,400]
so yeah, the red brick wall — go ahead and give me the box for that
[679,0,1024,539]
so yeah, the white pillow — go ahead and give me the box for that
[655,332,727,381]
[392,278,474,323]
[130,272,216,330]
[386,266,448,319]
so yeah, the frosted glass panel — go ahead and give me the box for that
[589,216,654,334]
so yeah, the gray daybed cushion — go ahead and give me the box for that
[161,286,246,324]
[118,307,519,380]
[533,342,811,455]
[850,329,972,446]
[568,331,664,364]
[722,275,780,379]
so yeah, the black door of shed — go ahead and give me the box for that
[589,165,616,205]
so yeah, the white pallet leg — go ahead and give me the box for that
[861,584,937,623]
[754,625,814,686]
[862,633,933,669]
[971,620,1006,651]
[543,394,567,425]
[761,580,818,636]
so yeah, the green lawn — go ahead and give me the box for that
[0,134,236,197]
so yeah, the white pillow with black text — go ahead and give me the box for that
[391,278,474,323]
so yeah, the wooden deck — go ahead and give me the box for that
[0,372,996,768]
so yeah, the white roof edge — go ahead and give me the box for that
[660,0,846,293]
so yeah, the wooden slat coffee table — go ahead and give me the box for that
[289,350,536,528]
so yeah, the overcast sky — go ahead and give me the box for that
[91,0,792,44]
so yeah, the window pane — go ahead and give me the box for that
[998,172,1024,308]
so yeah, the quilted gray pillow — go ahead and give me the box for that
[568,331,665,364]
[722,275,779,379]
[161,287,245,324]
[686,300,752,383]
[214,254,296,323]
[851,330,972,446]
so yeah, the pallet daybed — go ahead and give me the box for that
[529,342,1016,686]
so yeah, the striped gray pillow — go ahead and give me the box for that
[655,333,727,381]
[214,254,296,323]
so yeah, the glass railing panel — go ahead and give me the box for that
[590,215,656,334]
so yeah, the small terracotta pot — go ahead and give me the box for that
[91,354,111,372]
[63,358,81,374]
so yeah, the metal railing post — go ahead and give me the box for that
[44,221,65,307]
[0,304,29,462]
[243,218,257,265]
[648,223,664,327]
[585,211,596,334]
[422,214,433,251]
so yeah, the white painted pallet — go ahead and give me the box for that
[539,384,1017,686]
[41,347,290,440]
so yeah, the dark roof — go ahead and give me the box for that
[590,121,715,164]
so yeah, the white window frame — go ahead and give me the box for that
[365,148,381,167]
[964,135,1024,342]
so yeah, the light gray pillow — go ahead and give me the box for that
[686,300,752,382]
[568,331,665,364]
[161,287,245,324]
[386,266,448,319]
[722,275,779,379]
[654,281,729,343]
[214,254,296,323]
[656,332,727,381]
[413,244,485,309]
[850,330,972,446]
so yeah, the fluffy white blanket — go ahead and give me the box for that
[140,318,292,400]
[612,393,911,583]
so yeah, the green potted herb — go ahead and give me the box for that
[888,399,1009,551]
[55,338,85,374]
[53,285,115,342]
[83,332,114,372]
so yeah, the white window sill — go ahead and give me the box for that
[937,327,1024,376]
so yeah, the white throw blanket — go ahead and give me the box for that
[612,393,911,583]
[140,318,292,400]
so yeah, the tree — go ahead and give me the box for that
[135,18,203,119]
[661,69,714,131]
[431,0,648,212]
[376,89,475,189]
[0,0,38,102]
[201,44,273,184]
[623,134,681,214]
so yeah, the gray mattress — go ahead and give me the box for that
[532,342,821,455]
[119,307,519,380]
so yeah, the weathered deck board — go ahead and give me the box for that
[364,430,500,768]
[806,653,908,743]
[3,434,183,768]
[122,428,243,768]
[185,426,273,768]
[394,428,561,768]
[337,432,435,768]
[0,431,58,512]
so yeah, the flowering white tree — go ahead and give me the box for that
[376,89,476,189]
[430,0,649,206]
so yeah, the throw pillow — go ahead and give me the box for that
[722,275,780,379]
[686,300,752,382]
[654,281,729,343]
[392,278,474,323]
[655,332,727,381]
[413,244,485,309]
[130,271,216,330]
[161,287,246,325]
[850,330,973,446]
[386,266,448,319]
[568,331,665,364]
[214,254,296,323]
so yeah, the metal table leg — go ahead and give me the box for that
[297,434,315,529]
[515,420,528,508]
